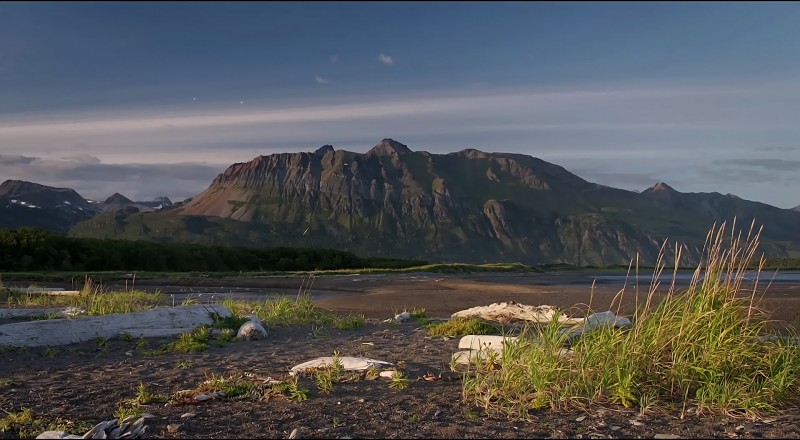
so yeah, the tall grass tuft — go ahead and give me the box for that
[463,221,800,418]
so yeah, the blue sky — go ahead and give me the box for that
[1,2,799,208]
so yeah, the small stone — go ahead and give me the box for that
[630,420,644,427]
[735,425,745,431]
[609,425,621,431]
[394,312,411,322]
[288,427,302,439]
[140,413,158,419]
[211,391,226,398]
[194,394,212,402]
[654,435,682,439]
[166,424,182,434]
[575,416,587,422]
[180,413,196,420]
[379,370,398,379]
[124,351,133,356]
[356,398,365,403]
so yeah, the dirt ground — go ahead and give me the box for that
[2,272,800,439]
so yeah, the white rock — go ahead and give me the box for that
[458,335,518,350]
[180,413,196,419]
[394,312,411,323]
[451,348,503,367]
[236,315,268,341]
[379,370,399,378]
[575,416,587,422]
[561,311,631,340]
[288,427,302,439]
[290,356,392,374]
[194,394,212,402]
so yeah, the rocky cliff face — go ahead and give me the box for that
[70,139,800,265]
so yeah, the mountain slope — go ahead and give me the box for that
[70,139,800,265]
[0,180,101,232]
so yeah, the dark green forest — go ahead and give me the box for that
[1,227,799,273]
[0,227,425,272]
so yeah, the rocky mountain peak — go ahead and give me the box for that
[315,145,335,156]
[645,182,676,193]
[0,179,70,197]
[366,138,412,157]
[104,193,134,205]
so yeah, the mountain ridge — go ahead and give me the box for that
[68,139,800,265]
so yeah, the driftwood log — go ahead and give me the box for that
[0,304,232,348]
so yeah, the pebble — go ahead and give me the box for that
[141,413,158,419]
[195,394,212,402]
[379,370,399,379]
[288,427,302,439]
[180,413,197,420]
[166,423,182,434]
[630,420,644,427]
[609,425,621,431]
[575,416,587,422]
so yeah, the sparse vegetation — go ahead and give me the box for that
[0,408,93,439]
[462,222,800,419]
[426,317,501,337]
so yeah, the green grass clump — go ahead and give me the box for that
[427,317,501,337]
[462,221,800,419]
[334,314,366,330]
[165,326,212,353]
[0,408,93,439]
[221,295,336,328]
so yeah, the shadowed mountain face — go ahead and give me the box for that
[0,180,101,232]
[70,139,800,265]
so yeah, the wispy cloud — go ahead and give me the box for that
[721,158,800,172]
[378,53,393,65]
[1,81,799,207]
[315,75,329,84]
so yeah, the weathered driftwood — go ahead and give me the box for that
[25,290,81,296]
[0,308,66,319]
[0,304,232,348]
[290,356,393,375]
[451,301,584,325]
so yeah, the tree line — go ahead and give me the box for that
[0,227,426,272]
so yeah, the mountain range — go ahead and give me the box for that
[0,180,171,232]
[54,138,800,266]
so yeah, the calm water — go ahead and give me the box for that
[591,271,800,284]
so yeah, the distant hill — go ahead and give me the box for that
[101,193,173,214]
[0,180,101,232]
[69,139,800,266]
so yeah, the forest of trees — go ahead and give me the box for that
[0,227,426,272]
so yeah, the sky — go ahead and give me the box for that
[1,2,799,208]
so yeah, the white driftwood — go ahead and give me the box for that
[451,301,584,325]
[0,308,66,319]
[24,290,81,296]
[0,304,232,348]
[290,356,393,374]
